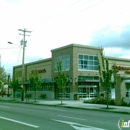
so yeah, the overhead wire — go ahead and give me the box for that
[29,0,130,47]
[31,0,105,32]
[90,24,130,41]
[0,45,22,65]
[0,47,19,49]
[17,45,22,64]
[31,0,82,31]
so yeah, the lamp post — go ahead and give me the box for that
[8,40,26,101]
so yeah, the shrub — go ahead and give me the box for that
[25,93,32,102]
[109,99,115,105]
[16,93,21,98]
[121,101,127,106]
[40,94,46,99]
[25,94,32,98]
[99,99,106,104]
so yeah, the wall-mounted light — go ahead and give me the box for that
[70,78,72,83]
[75,78,77,84]
[68,77,78,85]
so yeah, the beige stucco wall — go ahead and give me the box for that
[51,45,72,78]
[107,57,130,105]
[26,59,52,80]
[13,43,130,102]
[51,44,102,99]
[72,45,101,90]
[13,58,52,82]
[13,66,22,81]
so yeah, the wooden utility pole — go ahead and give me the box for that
[18,28,31,101]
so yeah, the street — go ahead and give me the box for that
[0,102,129,130]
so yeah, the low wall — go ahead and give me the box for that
[26,91,54,100]
[122,97,130,104]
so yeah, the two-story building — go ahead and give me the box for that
[13,43,130,105]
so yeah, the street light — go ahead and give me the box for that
[8,40,26,101]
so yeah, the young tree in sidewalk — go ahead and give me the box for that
[29,70,41,102]
[0,66,7,96]
[98,48,116,109]
[10,79,19,100]
[54,61,67,105]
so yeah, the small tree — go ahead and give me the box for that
[0,67,8,96]
[10,79,19,100]
[98,48,116,109]
[55,61,67,105]
[0,66,7,83]
[29,70,41,102]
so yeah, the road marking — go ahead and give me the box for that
[58,115,87,121]
[0,106,9,108]
[47,108,66,112]
[52,119,107,130]
[0,116,39,128]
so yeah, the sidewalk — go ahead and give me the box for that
[0,96,130,114]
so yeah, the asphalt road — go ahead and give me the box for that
[0,102,129,130]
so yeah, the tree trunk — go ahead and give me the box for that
[35,90,36,102]
[106,91,109,109]
[21,89,24,101]
[13,90,15,100]
[61,89,63,105]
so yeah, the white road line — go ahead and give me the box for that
[47,108,66,112]
[53,119,107,130]
[58,115,87,121]
[0,106,9,108]
[0,116,39,128]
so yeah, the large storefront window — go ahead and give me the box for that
[78,76,99,99]
[78,85,98,99]
[54,54,70,72]
[58,86,70,99]
[78,54,98,70]
[126,83,130,97]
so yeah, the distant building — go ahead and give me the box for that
[13,43,130,105]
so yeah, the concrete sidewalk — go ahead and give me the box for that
[37,100,130,114]
[0,96,130,114]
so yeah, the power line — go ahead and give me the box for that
[90,24,130,41]
[0,47,20,49]
[31,0,82,31]
[32,0,104,32]
[58,0,92,17]
[17,46,22,64]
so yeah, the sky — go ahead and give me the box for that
[1,0,130,75]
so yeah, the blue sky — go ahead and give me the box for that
[1,0,130,74]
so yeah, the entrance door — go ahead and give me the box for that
[78,85,98,99]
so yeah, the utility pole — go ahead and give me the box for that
[18,28,31,101]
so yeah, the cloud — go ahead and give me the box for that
[88,24,130,50]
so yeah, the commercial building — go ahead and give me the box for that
[13,43,130,105]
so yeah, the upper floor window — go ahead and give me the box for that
[54,54,70,72]
[78,54,98,71]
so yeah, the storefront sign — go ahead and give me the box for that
[125,70,130,74]
[112,66,130,74]
[32,69,46,73]
[114,66,130,70]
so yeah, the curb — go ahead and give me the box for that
[0,99,130,114]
